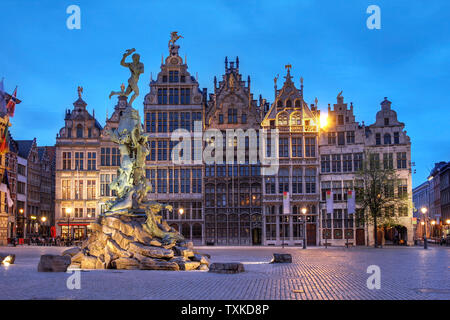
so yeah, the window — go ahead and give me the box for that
[88,128,92,138]
[157,169,167,193]
[394,132,400,144]
[321,155,331,173]
[191,112,202,130]
[62,180,71,199]
[180,169,190,193]
[87,180,96,199]
[343,154,352,172]
[86,208,96,218]
[228,109,238,124]
[150,141,156,161]
[279,138,289,158]
[384,133,392,145]
[338,132,345,145]
[292,168,302,194]
[383,153,393,169]
[370,154,380,169]
[169,71,179,83]
[157,140,168,161]
[158,112,168,132]
[205,185,215,207]
[219,114,223,124]
[87,152,96,170]
[18,181,26,195]
[328,132,336,145]
[332,154,341,172]
[241,113,247,124]
[111,148,120,166]
[62,152,71,170]
[332,181,342,201]
[338,115,344,125]
[397,152,407,169]
[278,168,289,194]
[169,112,179,132]
[192,169,202,193]
[305,168,316,194]
[146,112,156,133]
[100,174,111,196]
[180,88,190,104]
[180,112,191,131]
[74,152,84,170]
[384,118,390,125]
[76,124,83,138]
[74,180,83,200]
[354,153,363,171]
[265,176,275,194]
[346,131,355,144]
[292,138,302,157]
[398,179,408,198]
[376,133,381,145]
[305,137,316,157]
[398,206,408,217]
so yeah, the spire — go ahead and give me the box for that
[247,75,251,90]
[236,56,239,70]
[225,56,228,71]
[284,64,293,82]
[300,77,304,97]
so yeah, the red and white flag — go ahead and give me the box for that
[347,190,356,214]
[326,190,334,214]
[6,86,17,117]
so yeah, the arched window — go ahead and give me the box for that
[76,124,83,138]
[384,133,392,145]
[277,100,283,108]
[286,100,292,108]
[192,223,202,240]
[290,112,302,125]
[277,112,288,126]
[295,99,301,107]
[181,223,191,239]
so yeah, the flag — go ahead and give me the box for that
[0,79,6,114]
[0,169,13,208]
[347,189,356,214]
[326,190,334,214]
[283,191,290,214]
[6,86,17,117]
[0,125,8,154]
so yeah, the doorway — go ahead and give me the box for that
[306,224,316,246]
[252,228,262,245]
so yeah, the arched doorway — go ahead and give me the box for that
[384,225,408,245]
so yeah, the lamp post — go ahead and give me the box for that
[65,208,72,245]
[41,216,47,237]
[18,208,24,239]
[431,220,436,241]
[301,207,307,249]
[421,207,428,249]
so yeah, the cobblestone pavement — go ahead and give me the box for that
[0,245,449,300]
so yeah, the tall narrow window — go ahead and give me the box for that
[292,138,302,157]
[305,137,316,157]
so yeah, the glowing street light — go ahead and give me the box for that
[420,207,428,249]
[178,208,184,215]
[301,207,307,249]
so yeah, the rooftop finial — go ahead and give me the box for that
[77,86,83,99]
[236,56,239,69]
[225,56,228,70]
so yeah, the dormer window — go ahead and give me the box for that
[88,128,92,138]
[384,118,390,125]
[169,71,179,83]
[76,124,83,138]
[384,133,392,145]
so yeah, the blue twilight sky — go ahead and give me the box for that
[1,0,449,187]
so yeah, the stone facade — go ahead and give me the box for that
[204,57,264,245]
[364,98,413,246]
[318,94,366,246]
[142,42,204,244]
[261,68,321,246]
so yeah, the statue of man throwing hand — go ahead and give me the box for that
[109,48,144,106]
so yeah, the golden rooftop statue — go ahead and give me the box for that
[77,86,83,99]
[285,64,292,72]
[168,31,183,48]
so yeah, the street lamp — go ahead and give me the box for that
[301,207,307,249]
[41,216,47,237]
[421,207,428,249]
[65,208,72,245]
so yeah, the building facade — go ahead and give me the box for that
[143,40,205,244]
[261,67,320,246]
[204,57,264,245]
[318,94,366,246]
[364,98,413,246]
[55,90,103,239]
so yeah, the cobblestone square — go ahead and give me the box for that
[0,246,448,300]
